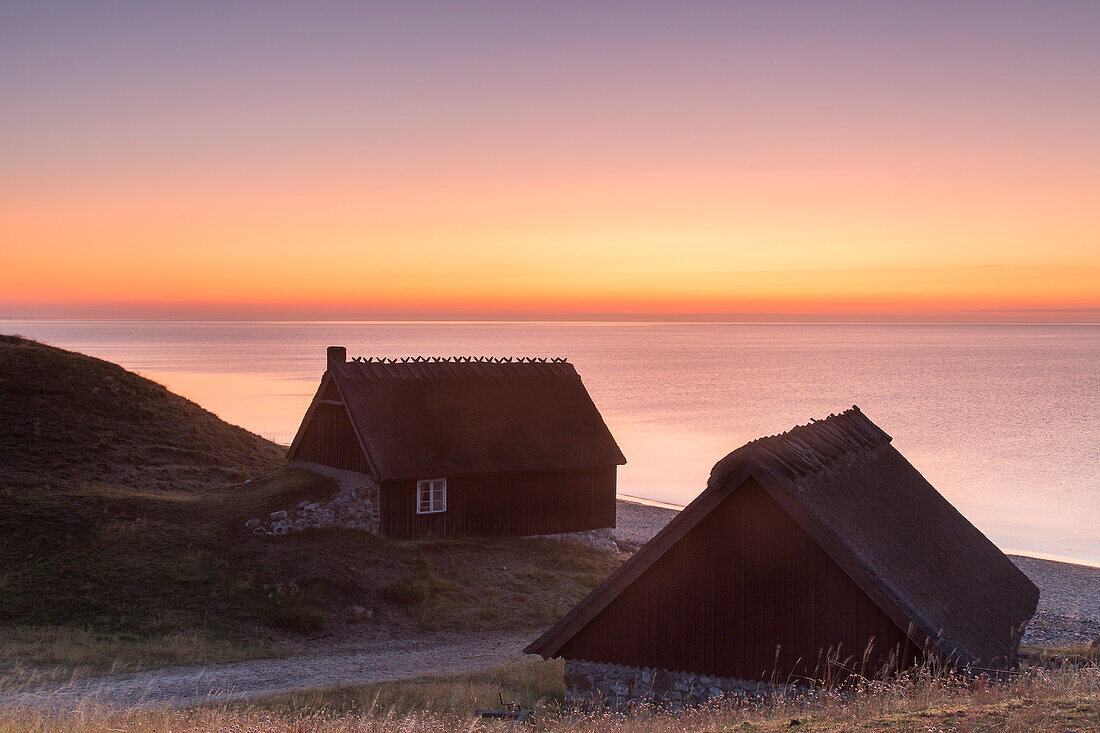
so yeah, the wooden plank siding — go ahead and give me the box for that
[380,466,616,538]
[557,479,921,682]
[288,401,372,474]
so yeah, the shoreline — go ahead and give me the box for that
[1000,548,1100,571]
[614,497,1100,648]
[617,493,1100,570]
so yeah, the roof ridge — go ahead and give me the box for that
[348,355,569,364]
[708,406,891,489]
[333,356,579,380]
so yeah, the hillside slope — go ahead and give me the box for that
[0,467,621,684]
[0,336,622,685]
[0,335,285,491]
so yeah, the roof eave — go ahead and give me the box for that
[329,375,383,480]
[285,372,332,461]
[288,371,382,481]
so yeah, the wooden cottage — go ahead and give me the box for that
[526,407,1038,707]
[286,346,625,538]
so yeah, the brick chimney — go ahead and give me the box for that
[327,346,346,366]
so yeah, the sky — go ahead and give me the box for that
[2,1,1098,321]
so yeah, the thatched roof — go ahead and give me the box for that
[527,407,1038,672]
[309,350,625,480]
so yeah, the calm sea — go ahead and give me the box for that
[4,320,1098,566]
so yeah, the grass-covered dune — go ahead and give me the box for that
[0,336,621,684]
[0,335,285,492]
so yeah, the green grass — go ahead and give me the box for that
[0,335,285,492]
[0,469,621,685]
[0,470,336,636]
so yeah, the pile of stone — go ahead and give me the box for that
[246,479,380,536]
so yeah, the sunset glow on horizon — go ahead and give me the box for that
[3,1,1098,321]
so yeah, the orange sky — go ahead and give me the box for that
[2,2,1098,321]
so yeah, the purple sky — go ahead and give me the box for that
[2,1,1098,319]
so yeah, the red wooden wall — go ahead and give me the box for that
[380,466,617,538]
[558,479,922,682]
[288,388,372,474]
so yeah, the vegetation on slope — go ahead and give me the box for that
[0,335,285,492]
[0,336,623,683]
[0,468,621,683]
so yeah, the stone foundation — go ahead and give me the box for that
[534,527,618,552]
[564,660,775,710]
[247,462,380,535]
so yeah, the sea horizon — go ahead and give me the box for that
[4,315,1100,325]
[4,318,1098,566]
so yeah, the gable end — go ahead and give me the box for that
[541,478,922,681]
[287,373,375,475]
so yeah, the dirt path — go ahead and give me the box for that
[1,631,533,712]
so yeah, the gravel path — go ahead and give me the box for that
[0,631,533,712]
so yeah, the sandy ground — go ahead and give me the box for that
[2,499,1094,711]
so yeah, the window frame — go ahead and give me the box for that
[416,477,447,514]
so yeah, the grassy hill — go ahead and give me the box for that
[0,336,622,684]
[0,335,285,491]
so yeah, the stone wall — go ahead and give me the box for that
[564,660,775,710]
[534,527,618,552]
[247,462,380,535]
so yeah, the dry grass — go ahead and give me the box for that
[0,627,280,688]
[1023,643,1100,667]
[1,659,1096,733]
[236,658,563,716]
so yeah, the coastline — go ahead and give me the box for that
[614,497,1100,648]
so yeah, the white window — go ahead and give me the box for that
[416,478,447,514]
